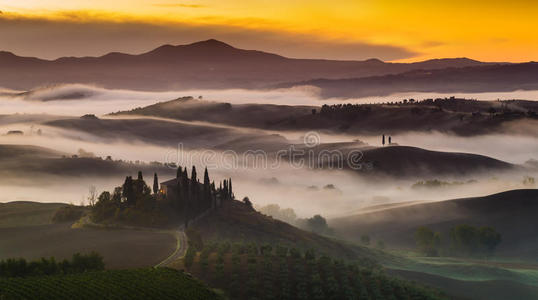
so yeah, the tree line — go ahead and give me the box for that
[0,252,104,278]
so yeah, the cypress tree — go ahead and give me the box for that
[203,168,211,210]
[229,178,233,200]
[223,180,228,200]
[153,173,159,194]
[122,176,134,206]
[182,169,190,226]
[137,171,143,181]
[190,166,198,213]
[191,166,197,182]
[176,166,182,178]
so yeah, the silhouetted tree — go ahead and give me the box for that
[122,176,135,206]
[306,215,331,235]
[153,173,159,194]
[137,171,143,181]
[190,166,198,213]
[203,168,211,210]
[228,178,233,199]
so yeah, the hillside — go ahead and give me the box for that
[389,269,538,300]
[357,146,514,177]
[281,143,515,178]
[0,39,491,91]
[42,114,518,179]
[170,241,447,300]
[281,62,538,98]
[0,201,65,228]
[0,144,176,185]
[44,116,289,151]
[190,199,380,260]
[330,189,538,258]
[112,97,538,137]
[0,201,177,268]
[0,268,221,300]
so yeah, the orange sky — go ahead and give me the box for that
[1,0,537,62]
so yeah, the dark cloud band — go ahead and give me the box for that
[0,15,417,61]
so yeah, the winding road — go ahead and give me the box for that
[155,227,188,268]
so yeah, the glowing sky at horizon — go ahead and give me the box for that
[1,0,537,62]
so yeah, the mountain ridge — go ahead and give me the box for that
[0,39,505,91]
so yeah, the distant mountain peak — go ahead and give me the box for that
[142,39,237,57]
[188,39,234,49]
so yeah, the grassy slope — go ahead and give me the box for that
[331,189,538,299]
[331,189,538,258]
[191,199,383,260]
[0,202,176,269]
[0,268,222,300]
[389,269,538,300]
[0,201,64,228]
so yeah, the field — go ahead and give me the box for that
[0,202,177,269]
[0,201,65,228]
[0,268,222,300]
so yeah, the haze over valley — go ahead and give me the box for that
[1,5,538,298]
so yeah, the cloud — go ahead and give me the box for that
[153,3,205,8]
[0,13,417,61]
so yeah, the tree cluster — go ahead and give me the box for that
[415,225,502,257]
[170,166,234,227]
[449,224,502,257]
[91,171,166,227]
[320,104,372,120]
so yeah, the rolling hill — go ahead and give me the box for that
[0,201,177,269]
[281,62,538,98]
[42,114,518,179]
[0,39,491,91]
[112,97,538,137]
[0,144,175,185]
[190,198,371,260]
[330,189,538,259]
